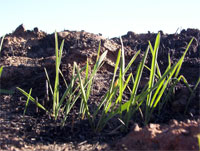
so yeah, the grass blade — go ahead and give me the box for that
[0,66,3,78]
[124,50,140,75]
[23,88,32,117]
[124,46,149,126]
[174,38,194,78]
[75,62,93,125]
[110,49,121,92]
[129,46,149,108]
[55,63,86,118]
[96,41,101,61]
[119,37,125,115]
[145,33,160,123]
[59,68,68,88]
[44,68,54,96]
[53,31,60,114]
[17,87,48,112]
[80,50,107,117]
[146,32,160,107]
[0,35,5,55]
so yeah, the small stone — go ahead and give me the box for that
[170,119,178,125]
[149,123,160,129]
[186,119,191,123]
[34,27,39,33]
[134,123,141,132]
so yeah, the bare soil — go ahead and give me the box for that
[0,25,199,150]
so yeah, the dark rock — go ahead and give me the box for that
[126,31,136,39]
[34,27,39,33]
[13,24,26,36]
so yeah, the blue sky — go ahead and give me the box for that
[1,0,199,37]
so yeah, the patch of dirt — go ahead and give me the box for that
[0,24,199,150]
[113,119,200,150]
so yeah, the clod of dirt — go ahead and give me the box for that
[113,119,200,150]
[13,24,26,36]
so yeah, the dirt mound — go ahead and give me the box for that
[113,29,199,59]
[113,119,200,150]
[0,25,200,150]
[113,29,200,83]
[1,26,199,88]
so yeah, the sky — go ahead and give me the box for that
[0,0,199,38]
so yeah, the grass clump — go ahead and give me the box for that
[78,37,141,132]
[17,32,197,133]
[17,32,108,126]
[143,34,194,124]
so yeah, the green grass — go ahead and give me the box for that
[143,34,194,124]
[0,36,5,79]
[17,32,198,133]
[197,133,200,151]
[17,32,108,125]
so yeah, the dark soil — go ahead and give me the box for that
[0,24,199,150]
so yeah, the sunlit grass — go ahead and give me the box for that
[197,133,200,151]
[0,36,5,79]
[143,34,194,124]
[16,32,197,133]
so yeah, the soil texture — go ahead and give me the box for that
[0,24,200,150]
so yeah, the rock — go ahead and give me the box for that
[127,31,136,39]
[33,27,39,33]
[13,24,26,36]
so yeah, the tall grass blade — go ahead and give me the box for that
[53,32,64,116]
[75,63,93,126]
[129,46,149,108]
[101,49,121,115]
[80,49,107,118]
[120,37,125,75]
[80,59,89,117]
[59,68,68,88]
[145,33,160,123]
[110,49,121,93]
[146,33,160,107]
[124,50,140,75]
[124,46,149,126]
[44,68,54,96]
[96,40,101,61]
[174,38,194,78]
[55,64,86,119]
[119,37,125,115]
[53,32,59,114]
